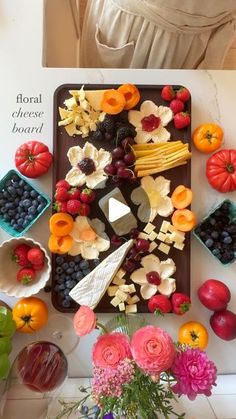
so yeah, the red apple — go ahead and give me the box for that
[198,279,231,311]
[210,310,236,341]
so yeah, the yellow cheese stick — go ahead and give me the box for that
[137,160,188,177]
[132,141,183,150]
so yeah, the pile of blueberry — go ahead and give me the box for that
[54,255,100,308]
[195,201,236,264]
[0,172,47,233]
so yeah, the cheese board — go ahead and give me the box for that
[51,84,191,313]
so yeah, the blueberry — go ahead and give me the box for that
[223,236,232,244]
[74,265,81,272]
[75,271,84,281]
[81,406,89,415]
[24,184,31,191]
[32,199,38,206]
[199,231,206,238]
[64,288,70,295]
[0,207,7,214]
[205,238,214,248]
[3,191,11,199]
[56,256,64,265]
[62,262,69,270]
[8,209,16,217]
[74,255,81,263]
[58,283,66,290]
[211,231,219,239]
[3,214,10,222]
[27,214,35,222]
[92,259,100,267]
[23,191,30,198]
[22,220,28,229]
[23,199,31,208]
[7,186,17,196]
[30,190,38,198]
[221,231,229,238]
[37,203,45,213]
[0,198,5,205]
[14,197,20,204]
[57,274,66,283]
[59,291,65,299]
[15,213,20,220]
[37,195,45,203]
[54,284,61,292]
[64,295,72,302]
[19,179,26,187]
[65,275,71,281]
[5,202,14,209]
[79,260,89,270]
[5,180,12,187]
[28,206,37,214]
[12,181,19,188]
[56,266,63,274]
[19,201,25,208]
[16,188,23,196]
[62,299,71,308]
[82,269,91,276]
[66,267,74,275]
[212,248,220,256]
[68,261,75,268]
[72,272,77,280]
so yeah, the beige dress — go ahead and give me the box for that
[80,0,236,68]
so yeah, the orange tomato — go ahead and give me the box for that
[192,123,223,154]
[178,321,208,350]
[12,297,48,333]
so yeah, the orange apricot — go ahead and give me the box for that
[49,213,74,236]
[100,89,126,114]
[172,209,196,232]
[117,84,141,110]
[48,234,73,254]
[171,185,193,209]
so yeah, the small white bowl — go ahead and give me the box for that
[0,237,51,298]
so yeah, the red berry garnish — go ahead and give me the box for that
[146,271,161,285]
[141,115,161,132]
[135,238,149,252]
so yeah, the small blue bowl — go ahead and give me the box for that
[0,169,51,237]
[193,199,236,266]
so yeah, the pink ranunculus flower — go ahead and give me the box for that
[92,333,132,368]
[130,326,175,375]
[171,348,217,400]
[73,305,97,337]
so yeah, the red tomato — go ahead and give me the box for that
[206,149,236,193]
[15,141,53,178]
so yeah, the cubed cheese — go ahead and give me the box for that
[110,296,121,307]
[173,242,185,250]
[138,232,149,240]
[160,221,170,233]
[113,276,126,286]
[167,224,176,233]
[64,96,78,109]
[170,230,185,243]
[158,242,170,255]
[107,286,119,297]
[119,285,131,293]
[128,284,136,293]
[127,295,140,305]
[119,302,125,311]
[157,232,166,242]
[164,233,173,244]
[125,304,137,313]
[116,268,125,279]
[116,289,128,302]
[144,223,155,234]
[148,241,158,252]
[148,231,158,241]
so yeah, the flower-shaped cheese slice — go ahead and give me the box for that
[131,175,173,222]
[128,100,173,144]
[68,216,110,259]
[130,254,176,299]
[65,142,112,189]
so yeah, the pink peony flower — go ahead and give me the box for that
[171,348,217,400]
[73,305,96,337]
[92,332,132,368]
[130,326,175,375]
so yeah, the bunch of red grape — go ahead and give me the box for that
[104,137,136,186]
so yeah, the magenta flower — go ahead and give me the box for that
[171,348,217,400]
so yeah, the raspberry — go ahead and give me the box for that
[78,158,96,175]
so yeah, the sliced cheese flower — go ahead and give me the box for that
[68,216,110,259]
[130,254,176,299]
[131,175,173,222]
[128,100,173,144]
[66,142,112,189]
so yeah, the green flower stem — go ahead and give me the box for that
[96,322,109,334]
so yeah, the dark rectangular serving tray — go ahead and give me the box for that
[52,84,191,313]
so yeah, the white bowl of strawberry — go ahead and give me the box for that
[0,237,51,298]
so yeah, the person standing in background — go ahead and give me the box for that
[80,0,236,69]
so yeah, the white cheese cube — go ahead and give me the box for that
[157,232,166,242]
[127,295,140,305]
[164,233,173,244]
[119,303,125,311]
[128,284,136,293]
[107,286,119,297]
[125,304,137,313]
[148,241,158,252]
[173,242,185,250]
[170,230,185,243]
[144,223,155,234]
[160,221,170,233]
[116,268,126,279]
[138,232,149,240]
[113,276,126,286]
[119,285,131,293]
[116,289,128,302]
[158,242,170,255]
[148,231,158,241]
[168,224,176,233]
[110,296,121,307]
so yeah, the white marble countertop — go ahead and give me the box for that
[0,0,236,387]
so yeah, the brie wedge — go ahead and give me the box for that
[69,239,133,309]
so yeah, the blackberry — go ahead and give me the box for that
[78,158,96,175]
[116,125,136,145]
[91,130,104,142]
[100,115,116,133]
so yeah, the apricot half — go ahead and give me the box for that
[117,84,140,110]
[172,209,196,232]
[171,185,193,209]
[48,234,73,254]
[100,89,126,114]
[49,213,74,236]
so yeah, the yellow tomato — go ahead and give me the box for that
[192,123,223,154]
[12,297,48,333]
[178,321,208,350]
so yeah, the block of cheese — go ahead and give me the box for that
[69,240,133,308]
[160,221,170,233]
[113,276,126,286]
[119,302,125,311]
[173,242,185,250]
[149,241,158,252]
[158,242,170,255]
[107,286,119,296]
[149,231,158,241]
[125,304,137,313]
[157,232,166,242]
[144,223,155,234]
[85,90,107,111]
[138,232,149,240]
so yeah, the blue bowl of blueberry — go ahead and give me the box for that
[0,169,51,237]
[194,199,236,265]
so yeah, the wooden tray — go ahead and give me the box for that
[52,84,191,313]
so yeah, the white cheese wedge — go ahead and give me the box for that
[138,232,149,240]
[113,276,126,286]
[158,242,170,255]
[85,90,107,111]
[69,239,133,308]
[144,223,155,234]
[119,303,126,311]
[160,221,170,233]
[107,286,119,297]
[173,242,185,250]
[125,304,137,313]
[149,231,158,241]
[148,241,158,252]
[157,232,166,242]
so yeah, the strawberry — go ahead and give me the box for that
[80,188,96,204]
[27,248,45,266]
[161,85,176,101]
[32,261,44,271]
[176,87,190,102]
[170,99,185,114]
[56,179,70,190]
[79,203,90,216]
[68,187,80,200]
[174,112,191,129]
[148,295,172,314]
[66,199,81,215]
[54,187,69,201]
[171,292,191,315]
[53,201,67,213]
[12,244,31,267]
[17,267,36,285]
